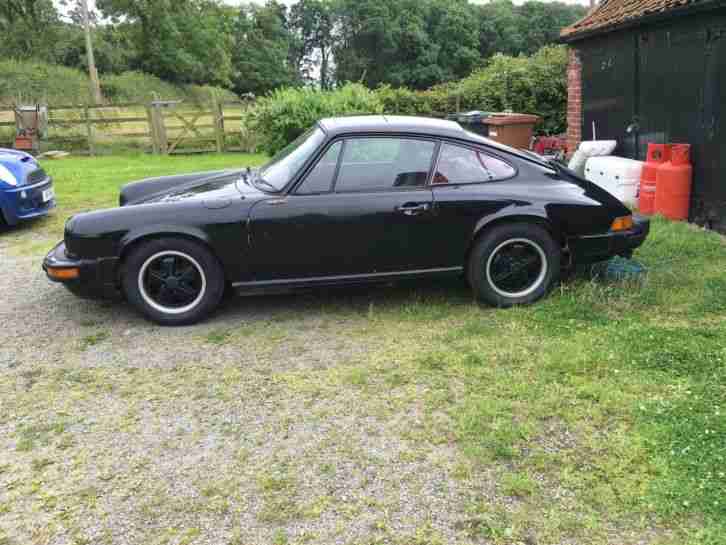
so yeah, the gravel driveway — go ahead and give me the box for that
[0,226,483,545]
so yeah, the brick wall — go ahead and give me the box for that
[566,47,582,157]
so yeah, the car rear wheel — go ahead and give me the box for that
[123,238,225,326]
[468,223,560,307]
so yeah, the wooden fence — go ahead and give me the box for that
[0,99,255,155]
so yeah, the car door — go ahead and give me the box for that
[429,143,519,267]
[248,136,440,281]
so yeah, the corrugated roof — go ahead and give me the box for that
[561,0,717,40]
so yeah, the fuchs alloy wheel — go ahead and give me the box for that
[468,223,560,307]
[123,238,225,325]
[138,251,207,314]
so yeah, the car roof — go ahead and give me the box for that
[318,115,465,138]
[317,115,549,167]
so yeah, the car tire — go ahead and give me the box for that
[123,237,225,326]
[467,223,560,308]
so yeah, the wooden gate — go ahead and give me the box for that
[148,100,226,155]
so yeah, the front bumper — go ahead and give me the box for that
[1,178,55,225]
[43,241,122,299]
[568,214,650,264]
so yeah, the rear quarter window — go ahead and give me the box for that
[433,143,516,185]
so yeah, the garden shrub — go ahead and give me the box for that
[244,83,384,154]
[373,45,569,135]
[242,44,568,153]
[427,45,569,134]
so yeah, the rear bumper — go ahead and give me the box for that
[0,179,55,225]
[43,241,122,299]
[568,214,650,264]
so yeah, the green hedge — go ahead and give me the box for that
[243,45,569,154]
[244,83,384,154]
[375,45,569,135]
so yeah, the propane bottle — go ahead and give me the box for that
[638,143,670,214]
[655,144,692,221]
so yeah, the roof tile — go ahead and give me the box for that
[561,0,713,39]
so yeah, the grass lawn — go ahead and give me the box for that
[1,153,725,544]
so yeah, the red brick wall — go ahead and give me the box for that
[566,47,582,157]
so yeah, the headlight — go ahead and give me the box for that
[0,164,18,187]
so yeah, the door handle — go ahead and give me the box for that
[396,203,431,216]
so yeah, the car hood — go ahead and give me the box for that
[119,169,267,206]
[0,148,39,188]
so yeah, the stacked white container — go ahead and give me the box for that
[584,156,645,207]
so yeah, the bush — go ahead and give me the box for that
[244,83,384,154]
[241,44,568,154]
[452,45,568,134]
[374,85,435,117]
[373,45,569,135]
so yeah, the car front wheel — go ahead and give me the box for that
[468,223,560,308]
[123,238,225,326]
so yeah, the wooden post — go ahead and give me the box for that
[83,105,95,156]
[213,97,225,153]
[146,105,159,154]
[151,104,168,154]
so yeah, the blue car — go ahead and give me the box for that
[0,148,55,226]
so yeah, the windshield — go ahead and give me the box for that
[258,127,326,191]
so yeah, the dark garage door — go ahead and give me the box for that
[580,32,638,159]
[579,13,726,230]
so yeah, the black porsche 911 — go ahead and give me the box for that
[44,115,649,325]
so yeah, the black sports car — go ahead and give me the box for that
[44,116,649,325]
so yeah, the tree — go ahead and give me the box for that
[289,0,336,89]
[96,0,233,86]
[231,1,300,96]
[57,24,138,75]
[0,0,64,62]
[477,0,586,58]
[334,0,479,90]
[517,1,587,55]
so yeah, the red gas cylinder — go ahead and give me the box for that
[639,143,671,214]
[655,144,693,221]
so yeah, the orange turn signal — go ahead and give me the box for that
[47,267,80,280]
[610,215,634,232]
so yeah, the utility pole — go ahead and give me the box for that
[80,0,103,105]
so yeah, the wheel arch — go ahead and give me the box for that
[465,213,563,267]
[118,227,226,281]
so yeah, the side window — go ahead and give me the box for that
[296,141,342,195]
[433,144,515,185]
[335,138,436,192]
